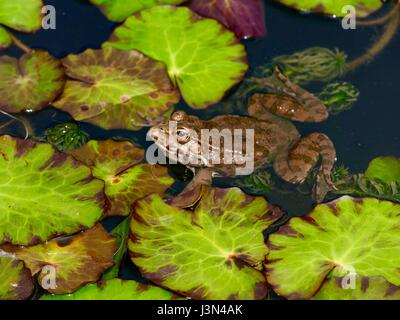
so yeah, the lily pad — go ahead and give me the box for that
[189,0,266,39]
[129,187,283,300]
[90,0,187,22]
[68,140,174,216]
[0,51,65,113]
[276,0,383,18]
[0,25,11,49]
[0,252,34,300]
[105,6,248,108]
[365,156,400,184]
[54,47,179,130]
[41,278,177,300]
[0,135,105,245]
[313,275,400,300]
[10,224,116,294]
[266,196,400,299]
[0,0,42,32]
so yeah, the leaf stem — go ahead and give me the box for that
[357,1,399,26]
[9,33,32,54]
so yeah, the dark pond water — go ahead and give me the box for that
[1,0,399,283]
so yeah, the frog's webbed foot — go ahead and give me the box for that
[169,169,213,208]
[273,133,337,203]
[249,67,329,123]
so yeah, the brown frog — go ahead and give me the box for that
[147,68,336,203]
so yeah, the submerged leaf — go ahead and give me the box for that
[54,47,179,130]
[0,51,65,113]
[9,224,116,294]
[129,187,283,300]
[0,252,34,300]
[266,196,400,299]
[0,25,12,49]
[68,140,174,216]
[0,0,42,32]
[90,0,187,22]
[189,0,266,39]
[276,0,383,18]
[41,278,177,300]
[105,6,248,108]
[365,156,400,184]
[0,135,105,245]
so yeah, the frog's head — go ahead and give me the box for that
[147,111,205,166]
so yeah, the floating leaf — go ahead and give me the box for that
[54,47,179,130]
[0,252,34,300]
[9,224,116,294]
[129,187,283,300]
[189,0,266,39]
[105,6,248,108]
[0,135,105,245]
[68,140,174,216]
[89,0,187,22]
[0,25,11,49]
[365,156,400,184]
[276,0,383,18]
[313,275,400,300]
[0,51,65,113]
[266,196,400,299]
[41,278,177,300]
[0,0,42,32]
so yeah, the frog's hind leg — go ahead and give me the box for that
[273,133,337,202]
[250,67,328,122]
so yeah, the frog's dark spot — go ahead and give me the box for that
[57,237,73,247]
[80,105,89,112]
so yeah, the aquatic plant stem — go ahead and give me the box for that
[346,4,399,72]
[357,1,400,26]
[0,110,31,139]
[9,33,32,53]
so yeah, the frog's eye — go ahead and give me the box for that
[176,129,190,144]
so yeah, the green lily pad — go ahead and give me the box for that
[0,135,105,246]
[0,252,34,300]
[129,187,283,300]
[10,224,116,294]
[313,275,400,300]
[54,47,179,130]
[0,25,12,49]
[68,140,174,217]
[276,0,383,18]
[0,51,65,113]
[0,0,42,32]
[41,278,178,300]
[90,0,187,22]
[365,156,400,184]
[105,6,248,108]
[266,196,400,299]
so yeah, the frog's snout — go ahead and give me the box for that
[147,126,165,141]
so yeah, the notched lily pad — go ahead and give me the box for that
[9,224,116,294]
[189,0,266,39]
[0,252,34,300]
[0,135,105,246]
[0,51,65,113]
[129,187,283,300]
[365,156,400,184]
[276,0,383,18]
[90,0,187,22]
[0,0,42,32]
[41,278,178,300]
[266,196,400,299]
[68,139,174,216]
[54,47,179,130]
[105,6,248,108]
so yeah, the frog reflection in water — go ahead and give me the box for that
[148,68,337,203]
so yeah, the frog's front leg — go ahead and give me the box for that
[273,133,337,202]
[250,68,328,123]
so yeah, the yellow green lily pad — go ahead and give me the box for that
[0,0,42,32]
[105,6,248,108]
[68,140,174,217]
[266,196,400,299]
[90,0,187,22]
[0,25,12,49]
[365,156,400,184]
[0,51,65,113]
[9,224,116,294]
[54,47,179,130]
[0,252,34,300]
[129,187,283,300]
[0,135,105,246]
